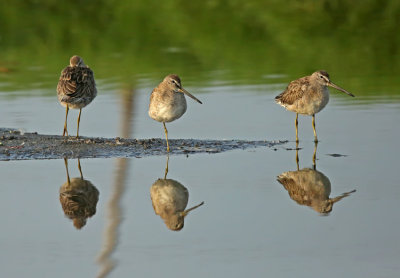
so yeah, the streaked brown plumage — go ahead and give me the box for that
[59,158,99,229]
[57,55,97,138]
[277,143,355,214]
[149,74,202,152]
[277,168,355,214]
[275,71,354,142]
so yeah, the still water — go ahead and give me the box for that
[0,73,399,277]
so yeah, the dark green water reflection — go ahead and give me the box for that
[0,0,399,98]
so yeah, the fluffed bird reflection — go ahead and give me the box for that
[150,155,204,231]
[59,158,99,229]
[277,143,355,215]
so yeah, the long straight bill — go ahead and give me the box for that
[181,88,203,104]
[181,201,205,216]
[328,82,355,97]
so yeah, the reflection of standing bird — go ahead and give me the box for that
[57,55,97,138]
[150,178,204,231]
[277,168,355,214]
[275,71,354,142]
[59,159,99,229]
[149,74,202,152]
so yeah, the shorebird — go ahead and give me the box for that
[60,158,99,229]
[275,71,354,142]
[149,74,202,152]
[150,156,204,230]
[57,55,97,138]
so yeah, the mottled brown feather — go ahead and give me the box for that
[59,178,99,229]
[275,75,311,106]
[277,176,312,206]
[57,65,97,108]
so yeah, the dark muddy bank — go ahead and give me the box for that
[0,128,288,161]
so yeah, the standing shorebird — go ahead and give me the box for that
[57,55,97,138]
[149,74,202,152]
[275,71,354,142]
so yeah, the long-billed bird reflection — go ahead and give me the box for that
[59,158,99,229]
[150,155,204,231]
[277,143,355,215]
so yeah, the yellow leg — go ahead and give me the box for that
[295,141,300,171]
[312,114,318,143]
[163,122,170,152]
[295,113,299,143]
[63,105,69,136]
[313,141,318,170]
[164,154,169,179]
[78,158,83,179]
[77,108,82,138]
[64,158,70,185]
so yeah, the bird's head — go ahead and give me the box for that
[312,70,355,97]
[165,214,185,231]
[70,55,86,67]
[163,74,202,104]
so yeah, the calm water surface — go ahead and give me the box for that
[2,2,400,276]
[0,72,399,278]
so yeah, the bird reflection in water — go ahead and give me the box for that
[59,158,99,229]
[277,143,355,215]
[150,155,204,231]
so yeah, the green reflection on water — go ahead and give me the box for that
[0,0,399,99]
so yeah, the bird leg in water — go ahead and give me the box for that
[313,142,318,169]
[295,113,299,143]
[64,158,70,185]
[295,141,300,171]
[164,154,169,179]
[78,158,83,179]
[77,108,82,138]
[312,114,318,143]
[163,122,170,152]
[63,105,69,136]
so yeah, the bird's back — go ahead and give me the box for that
[57,66,97,109]
[275,76,311,107]
[275,75,329,115]
[277,168,331,205]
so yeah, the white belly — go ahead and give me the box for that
[149,93,187,123]
[287,88,330,115]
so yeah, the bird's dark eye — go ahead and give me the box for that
[172,80,180,87]
[319,75,323,79]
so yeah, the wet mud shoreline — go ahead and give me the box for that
[0,128,288,161]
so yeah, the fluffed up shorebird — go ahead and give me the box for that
[57,55,97,138]
[149,74,202,152]
[275,71,354,142]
